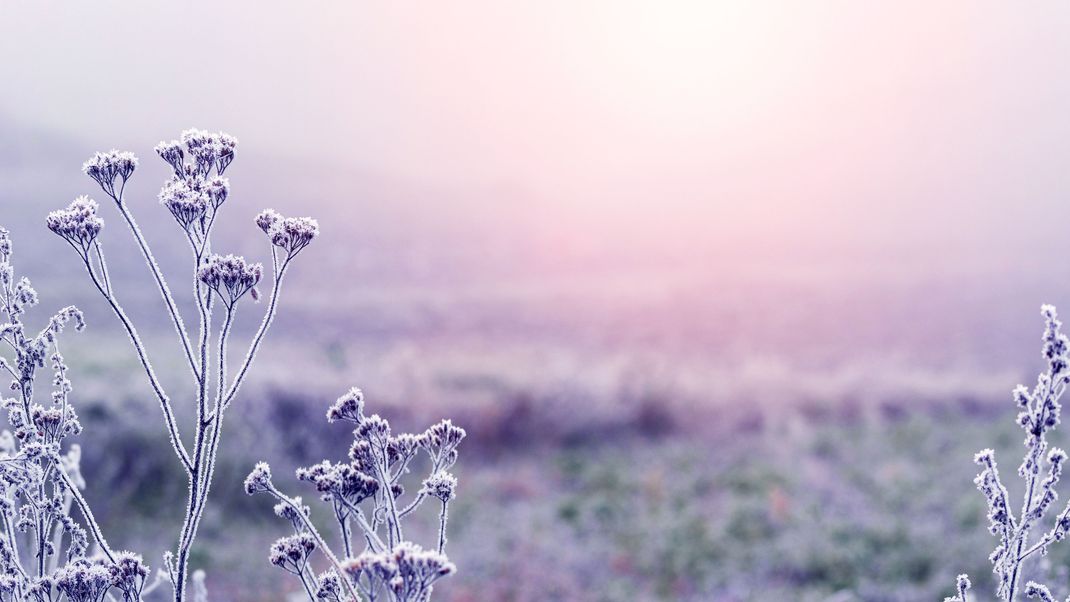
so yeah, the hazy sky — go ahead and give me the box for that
[3,2,1070,269]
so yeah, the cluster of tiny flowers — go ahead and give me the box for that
[420,472,456,503]
[109,551,150,601]
[244,462,273,495]
[327,388,365,424]
[155,129,237,179]
[342,543,455,602]
[158,179,209,231]
[1022,581,1070,602]
[255,210,320,258]
[82,151,137,200]
[954,306,1070,601]
[246,388,466,602]
[197,254,262,308]
[45,197,104,252]
[269,534,317,575]
[149,130,237,244]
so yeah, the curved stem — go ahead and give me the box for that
[437,500,448,554]
[112,197,200,382]
[56,468,115,563]
[296,566,318,602]
[1,508,27,581]
[190,308,234,530]
[175,302,227,602]
[375,444,402,546]
[337,499,385,552]
[93,240,111,296]
[1008,375,1059,602]
[80,255,193,473]
[220,250,286,413]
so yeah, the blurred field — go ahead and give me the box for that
[36,269,1070,602]
[6,119,1070,601]
[66,344,1054,602]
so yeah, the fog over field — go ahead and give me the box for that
[4,3,1070,601]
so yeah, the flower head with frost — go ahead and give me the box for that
[421,472,457,502]
[198,254,262,308]
[269,534,316,574]
[108,551,149,601]
[155,140,185,175]
[54,559,113,602]
[206,177,229,209]
[273,496,310,531]
[315,570,343,601]
[83,150,137,199]
[179,128,237,176]
[256,210,319,257]
[244,462,273,495]
[421,419,467,468]
[159,179,209,231]
[217,133,237,173]
[1024,581,1057,601]
[327,387,365,423]
[47,197,104,250]
[296,460,379,505]
[342,551,398,584]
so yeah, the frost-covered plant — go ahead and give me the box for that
[245,388,464,601]
[48,130,318,601]
[951,305,1070,602]
[0,227,166,601]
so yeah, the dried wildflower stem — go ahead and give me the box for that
[192,261,285,531]
[185,307,235,539]
[47,491,74,573]
[952,306,1070,602]
[1009,393,1047,601]
[93,240,112,296]
[338,498,386,552]
[111,196,200,381]
[437,500,448,554]
[56,468,115,563]
[78,253,194,473]
[220,248,287,413]
[50,132,317,601]
[1019,502,1070,563]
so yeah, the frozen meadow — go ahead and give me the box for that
[2,125,1069,601]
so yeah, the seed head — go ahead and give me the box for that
[421,472,457,502]
[244,462,273,495]
[154,140,185,175]
[327,388,364,424]
[198,254,262,308]
[82,150,137,198]
[159,179,209,231]
[47,197,104,250]
[256,209,319,257]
